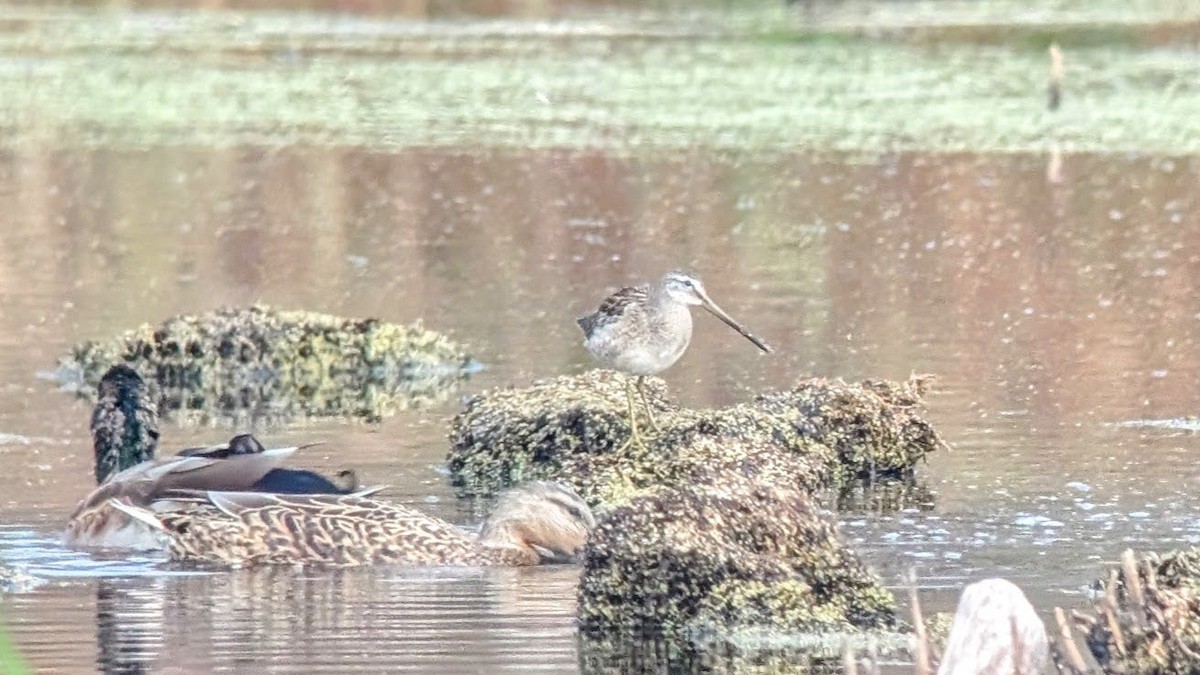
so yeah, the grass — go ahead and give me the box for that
[0,4,1196,153]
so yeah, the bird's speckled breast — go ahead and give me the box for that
[586,301,693,376]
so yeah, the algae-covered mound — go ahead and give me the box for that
[447,370,942,502]
[577,475,898,659]
[1075,548,1200,674]
[57,305,475,425]
[758,376,941,481]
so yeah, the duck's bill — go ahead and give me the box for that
[532,543,585,564]
[698,296,773,354]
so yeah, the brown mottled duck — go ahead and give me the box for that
[64,365,359,550]
[577,271,772,448]
[111,480,595,568]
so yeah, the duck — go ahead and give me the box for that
[110,480,595,567]
[64,365,360,550]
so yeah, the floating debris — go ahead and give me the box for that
[55,305,476,425]
[835,475,937,513]
[447,370,942,503]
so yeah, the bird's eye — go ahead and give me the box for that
[558,502,587,524]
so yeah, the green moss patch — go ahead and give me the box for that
[57,304,474,424]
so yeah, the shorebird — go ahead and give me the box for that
[577,271,772,449]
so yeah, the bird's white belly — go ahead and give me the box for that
[586,329,690,376]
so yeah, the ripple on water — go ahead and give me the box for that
[0,528,582,672]
[0,528,184,581]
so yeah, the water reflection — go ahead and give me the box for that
[1,557,582,673]
[834,476,936,515]
[85,566,582,673]
[96,579,163,674]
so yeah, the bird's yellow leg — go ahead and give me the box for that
[616,376,649,452]
[635,375,660,433]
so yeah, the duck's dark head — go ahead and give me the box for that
[90,365,160,484]
[250,467,360,494]
[176,433,267,459]
[227,434,267,455]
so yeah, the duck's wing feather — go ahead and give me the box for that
[151,491,479,566]
[201,491,414,520]
[67,449,298,524]
[161,448,297,492]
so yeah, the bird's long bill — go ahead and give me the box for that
[696,291,773,353]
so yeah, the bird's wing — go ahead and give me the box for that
[577,284,649,338]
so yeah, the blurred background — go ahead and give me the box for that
[0,0,1198,672]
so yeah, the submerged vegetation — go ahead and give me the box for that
[56,305,474,425]
[0,3,1197,153]
[447,370,942,503]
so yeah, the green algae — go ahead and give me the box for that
[447,370,942,504]
[577,475,900,666]
[57,305,474,425]
[815,0,1200,32]
[0,6,1197,154]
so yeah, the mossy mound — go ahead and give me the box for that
[1077,548,1200,674]
[755,375,941,480]
[577,476,898,661]
[447,370,942,503]
[56,305,475,425]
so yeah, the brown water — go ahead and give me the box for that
[1,122,1199,672]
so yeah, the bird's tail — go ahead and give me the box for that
[577,313,599,338]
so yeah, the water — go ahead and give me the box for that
[1,4,1199,673]
[2,145,1197,671]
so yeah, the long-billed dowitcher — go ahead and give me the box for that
[577,271,772,448]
